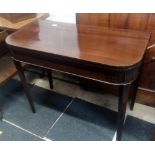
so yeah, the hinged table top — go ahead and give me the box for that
[6,20,151,69]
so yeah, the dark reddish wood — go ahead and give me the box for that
[13,60,36,113]
[6,20,150,140]
[6,49,142,85]
[76,13,154,31]
[76,13,110,27]
[6,20,150,69]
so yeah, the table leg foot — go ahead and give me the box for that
[13,60,36,113]
[116,85,130,141]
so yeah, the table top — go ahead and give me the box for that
[6,20,151,69]
[0,13,49,31]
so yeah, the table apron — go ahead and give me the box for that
[11,50,141,86]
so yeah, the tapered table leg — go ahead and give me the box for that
[130,79,139,110]
[116,84,130,141]
[13,60,36,113]
[47,69,53,89]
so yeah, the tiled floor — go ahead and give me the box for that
[0,69,155,141]
[31,71,155,124]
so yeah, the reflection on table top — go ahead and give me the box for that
[6,20,150,69]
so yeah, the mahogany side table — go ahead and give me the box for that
[6,20,150,140]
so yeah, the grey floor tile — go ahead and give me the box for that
[47,98,117,141]
[0,121,43,141]
[122,115,155,141]
[0,79,72,137]
[1,74,155,141]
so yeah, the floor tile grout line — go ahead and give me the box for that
[2,118,49,141]
[44,98,74,137]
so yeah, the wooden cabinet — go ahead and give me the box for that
[0,13,36,23]
[76,13,155,106]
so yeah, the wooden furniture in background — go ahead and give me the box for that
[0,13,37,23]
[0,13,51,119]
[0,54,19,85]
[0,53,27,120]
[0,29,10,120]
[0,13,49,32]
[6,20,150,140]
[0,13,52,82]
[76,13,155,107]
[0,13,51,82]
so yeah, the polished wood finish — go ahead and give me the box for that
[6,20,150,140]
[77,13,155,107]
[6,20,150,69]
[77,13,155,34]
[0,13,49,31]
